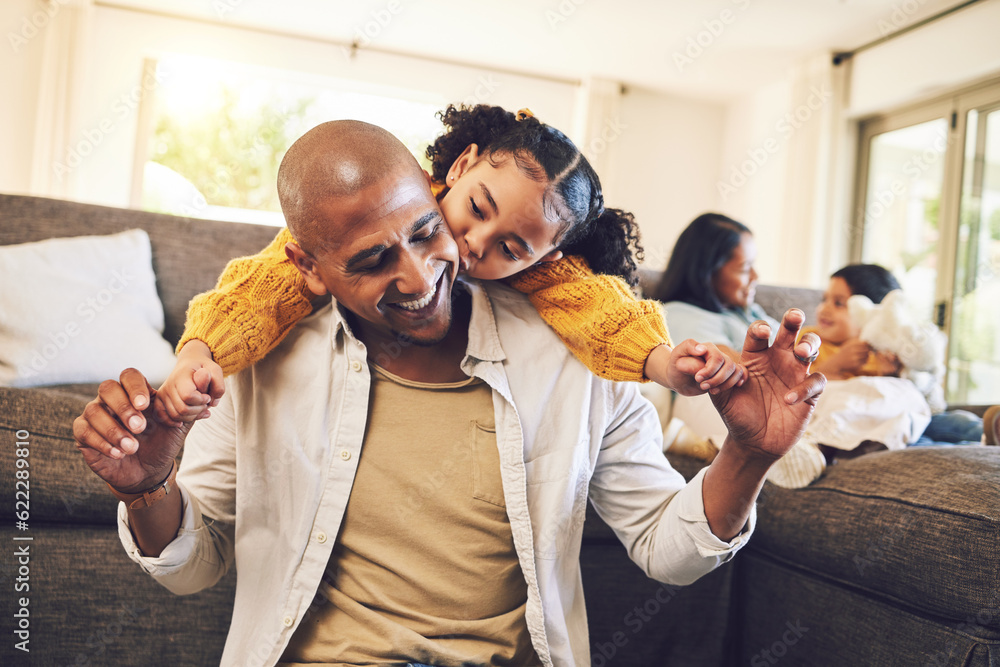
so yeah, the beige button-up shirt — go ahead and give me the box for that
[118,281,755,666]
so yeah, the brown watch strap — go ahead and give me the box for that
[107,460,178,510]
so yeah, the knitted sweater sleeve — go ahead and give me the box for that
[177,228,315,376]
[503,256,672,382]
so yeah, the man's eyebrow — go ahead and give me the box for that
[410,210,441,235]
[344,211,442,271]
[345,243,387,271]
[479,183,498,215]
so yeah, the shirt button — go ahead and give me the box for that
[282,615,294,627]
[340,450,351,461]
[351,361,363,372]
[317,531,328,544]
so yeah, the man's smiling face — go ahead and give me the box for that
[294,165,460,348]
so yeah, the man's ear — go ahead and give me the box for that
[537,249,564,264]
[445,144,480,185]
[284,242,328,296]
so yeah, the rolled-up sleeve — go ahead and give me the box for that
[116,385,239,595]
[116,481,235,595]
[588,382,755,586]
[664,467,756,562]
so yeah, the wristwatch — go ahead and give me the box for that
[107,460,178,510]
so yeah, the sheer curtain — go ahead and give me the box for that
[779,53,852,287]
[30,0,94,199]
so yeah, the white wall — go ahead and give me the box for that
[610,87,725,269]
[0,0,46,196]
[715,76,799,286]
[849,0,1000,116]
[1,3,730,275]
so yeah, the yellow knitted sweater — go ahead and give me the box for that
[180,225,671,383]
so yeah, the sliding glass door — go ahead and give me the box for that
[855,79,1000,405]
[857,116,950,322]
[950,102,1000,404]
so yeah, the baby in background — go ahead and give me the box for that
[768,264,997,489]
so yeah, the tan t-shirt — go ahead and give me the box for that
[279,364,541,667]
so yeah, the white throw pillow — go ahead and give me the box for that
[0,229,178,387]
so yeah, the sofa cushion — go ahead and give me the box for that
[749,446,1000,627]
[753,284,821,326]
[0,524,235,665]
[0,386,123,526]
[0,230,178,387]
[0,194,284,347]
[736,550,1000,666]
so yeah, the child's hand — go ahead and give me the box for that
[154,340,225,427]
[646,341,746,397]
[830,338,871,375]
[873,350,902,377]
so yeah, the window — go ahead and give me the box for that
[854,79,1000,404]
[951,103,1000,404]
[136,54,446,225]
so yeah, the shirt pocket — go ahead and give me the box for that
[471,422,506,508]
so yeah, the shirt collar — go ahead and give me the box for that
[460,278,506,365]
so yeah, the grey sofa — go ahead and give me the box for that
[1,193,998,666]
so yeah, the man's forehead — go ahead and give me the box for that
[355,173,435,224]
[317,169,436,236]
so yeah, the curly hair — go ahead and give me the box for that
[425,104,644,286]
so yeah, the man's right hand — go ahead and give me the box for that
[73,368,193,494]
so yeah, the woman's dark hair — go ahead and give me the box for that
[425,104,643,286]
[651,213,752,312]
[832,264,900,304]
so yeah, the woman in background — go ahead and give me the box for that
[652,213,777,359]
[649,212,779,461]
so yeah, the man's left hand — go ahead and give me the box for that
[710,309,826,461]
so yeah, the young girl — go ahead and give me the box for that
[155,104,745,423]
[769,263,997,488]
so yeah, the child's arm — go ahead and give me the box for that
[154,340,223,427]
[504,256,744,392]
[157,228,315,424]
[177,228,315,376]
[811,338,871,380]
[648,340,746,396]
[871,350,902,377]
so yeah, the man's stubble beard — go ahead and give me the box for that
[388,284,462,348]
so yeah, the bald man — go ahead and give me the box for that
[74,121,825,666]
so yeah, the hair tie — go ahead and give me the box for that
[515,108,535,122]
